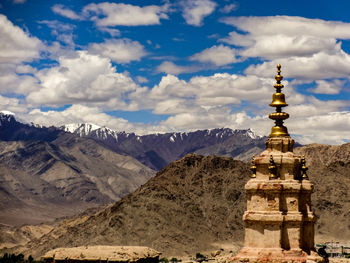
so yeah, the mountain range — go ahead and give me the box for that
[60,123,267,170]
[0,113,155,226]
[0,113,269,226]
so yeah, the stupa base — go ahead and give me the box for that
[227,247,325,263]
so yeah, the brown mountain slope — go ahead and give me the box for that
[0,135,155,226]
[294,143,350,242]
[8,143,350,258]
[18,155,249,258]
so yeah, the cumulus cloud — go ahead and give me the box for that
[308,79,344,94]
[224,33,338,59]
[0,15,43,96]
[221,16,350,39]
[27,51,139,109]
[83,2,169,27]
[88,39,147,64]
[220,16,348,59]
[143,73,281,115]
[244,51,350,80]
[16,65,38,74]
[156,61,200,75]
[190,45,240,66]
[52,4,82,20]
[0,67,39,94]
[288,111,350,145]
[220,16,350,80]
[0,94,26,113]
[180,0,217,26]
[0,14,42,64]
[136,76,148,84]
[190,74,270,104]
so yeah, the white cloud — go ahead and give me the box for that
[288,111,350,145]
[308,79,344,94]
[52,4,82,20]
[16,65,37,74]
[220,16,350,80]
[219,4,237,14]
[220,16,347,59]
[27,51,139,109]
[287,96,347,118]
[0,15,43,96]
[245,51,350,80]
[0,67,39,94]
[0,14,42,64]
[83,2,169,27]
[225,33,338,59]
[190,45,240,66]
[24,104,172,135]
[26,105,133,131]
[98,27,121,37]
[0,94,26,113]
[136,76,148,84]
[38,20,76,47]
[221,16,350,39]
[88,39,147,64]
[180,0,217,26]
[156,61,200,75]
[150,74,194,100]
[143,73,281,115]
[160,109,267,133]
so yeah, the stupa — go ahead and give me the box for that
[230,65,324,263]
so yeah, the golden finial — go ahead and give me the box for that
[300,156,309,180]
[250,156,256,178]
[268,155,277,179]
[269,64,290,137]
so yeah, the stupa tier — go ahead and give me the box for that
[229,65,324,263]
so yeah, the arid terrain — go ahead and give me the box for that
[0,136,155,226]
[1,142,349,258]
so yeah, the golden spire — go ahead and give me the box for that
[269,64,290,137]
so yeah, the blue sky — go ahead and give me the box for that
[1,0,350,144]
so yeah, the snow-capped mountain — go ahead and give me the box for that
[62,123,101,135]
[0,112,267,170]
[60,123,267,170]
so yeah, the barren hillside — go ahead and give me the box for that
[3,143,349,258]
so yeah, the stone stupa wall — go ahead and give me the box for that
[230,65,324,263]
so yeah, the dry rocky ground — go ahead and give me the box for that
[1,143,349,259]
[0,136,155,227]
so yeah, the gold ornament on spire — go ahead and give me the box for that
[250,156,257,178]
[300,156,309,180]
[268,155,277,179]
[269,64,290,137]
